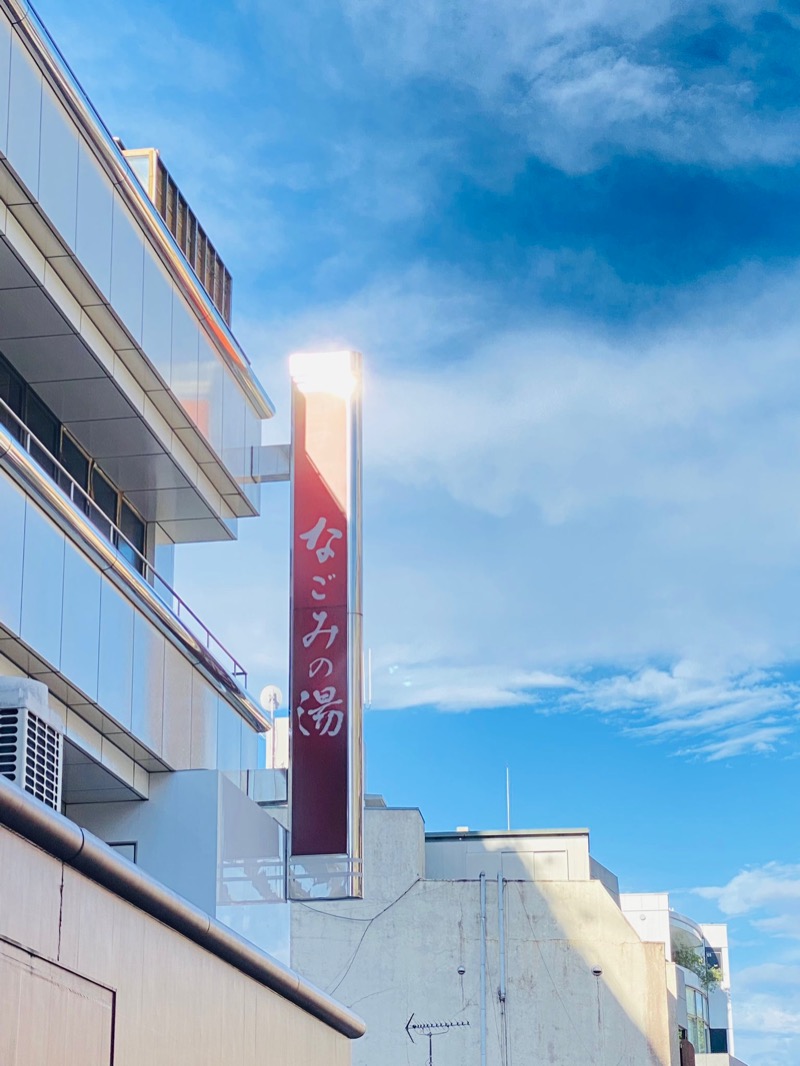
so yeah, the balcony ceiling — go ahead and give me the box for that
[0,235,233,542]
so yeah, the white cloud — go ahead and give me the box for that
[696,864,800,928]
[692,866,800,1062]
[222,259,800,760]
[341,0,800,171]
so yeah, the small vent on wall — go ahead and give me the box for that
[0,707,63,810]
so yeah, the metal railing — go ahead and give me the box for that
[0,396,248,685]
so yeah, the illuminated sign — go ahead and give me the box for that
[289,351,363,895]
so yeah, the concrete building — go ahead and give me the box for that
[0,1,362,1061]
[288,799,749,1066]
[621,893,744,1065]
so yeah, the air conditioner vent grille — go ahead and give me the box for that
[0,709,19,780]
[0,706,62,810]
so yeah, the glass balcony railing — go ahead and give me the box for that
[0,394,249,686]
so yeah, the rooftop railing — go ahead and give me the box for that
[0,395,249,686]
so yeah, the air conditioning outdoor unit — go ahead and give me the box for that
[0,679,63,811]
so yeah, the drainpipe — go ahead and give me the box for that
[480,872,487,1066]
[497,872,507,1065]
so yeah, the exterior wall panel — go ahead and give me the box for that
[0,470,25,634]
[19,504,65,669]
[97,580,135,731]
[222,366,246,482]
[141,247,173,386]
[217,701,243,771]
[7,35,41,199]
[170,290,200,421]
[61,539,102,701]
[0,823,352,1066]
[161,639,192,767]
[75,142,113,296]
[110,189,145,344]
[131,610,166,756]
[0,940,113,1066]
[0,17,11,159]
[190,673,219,769]
[0,822,63,958]
[38,83,79,247]
[197,334,223,451]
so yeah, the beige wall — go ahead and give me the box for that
[292,808,677,1066]
[0,823,351,1066]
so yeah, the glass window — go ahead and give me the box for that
[118,500,145,574]
[126,154,151,194]
[0,358,24,440]
[0,351,150,576]
[59,431,89,495]
[26,391,59,477]
[89,466,117,538]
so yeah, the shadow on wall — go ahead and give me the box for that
[292,870,679,1066]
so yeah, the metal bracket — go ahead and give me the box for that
[251,444,291,483]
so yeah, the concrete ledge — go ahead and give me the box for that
[0,774,366,1039]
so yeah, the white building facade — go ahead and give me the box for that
[0,1,362,1061]
[621,893,745,1066]
[288,800,749,1066]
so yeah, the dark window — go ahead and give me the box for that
[88,466,117,538]
[709,1030,728,1054]
[59,431,89,496]
[26,392,59,477]
[119,500,146,574]
[0,350,151,578]
[91,467,117,521]
[0,359,24,441]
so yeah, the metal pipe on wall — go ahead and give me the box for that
[480,871,487,1066]
[497,871,506,1001]
[498,872,509,1066]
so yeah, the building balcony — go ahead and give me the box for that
[0,406,268,799]
[0,0,274,543]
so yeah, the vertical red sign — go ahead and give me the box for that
[290,352,361,859]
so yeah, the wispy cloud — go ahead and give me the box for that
[692,864,800,1061]
[225,257,800,762]
[697,863,800,930]
[341,0,800,172]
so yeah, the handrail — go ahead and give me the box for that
[0,395,249,686]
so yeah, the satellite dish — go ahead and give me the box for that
[259,685,283,713]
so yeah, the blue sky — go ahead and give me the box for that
[34,0,800,1061]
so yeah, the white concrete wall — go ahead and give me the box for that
[621,892,673,959]
[292,809,678,1066]
[425,830,591,881]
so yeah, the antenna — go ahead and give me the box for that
[506,766,511,832]
[259,686,283,769]
[405,1015,470,1066]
